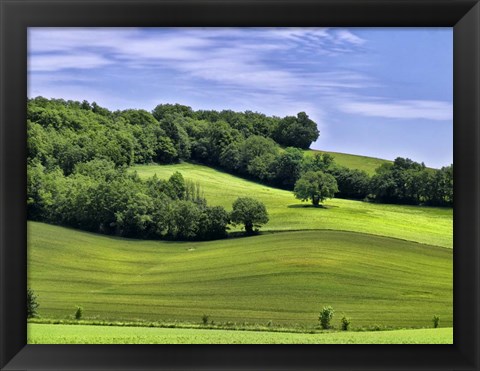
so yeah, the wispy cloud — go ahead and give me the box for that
[29,53,112,72]
[339,99,452,121]
[28,28,368,94]
[334,30,366,45]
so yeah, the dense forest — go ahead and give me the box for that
[27,97,453,240]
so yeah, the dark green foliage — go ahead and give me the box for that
[117,109,165,163]
[169,201,202,239]
[27,288,39,318]
[27,97,317,199]
[118,109,158,127]
[27,157,228,241]
[329,166,370,200]
[370,158,453,206]
[197,206,230,240]
[92,102,112,117]
[75,306,83,320]
[433,315,440,328]
[426,165,453,206]
[319,306,335,329]
[294,171,339,206]
[27,98,134,173]
[273,112,319,149]
[184,180,206,205]
[158,114,191,161]
[341,315,351,331]
[202,314,210,325]
[156,136,178,163]
[271,147,304,188]
[240,136,279,171]
[301,152,334,173]
[219,142,243,171]
[152,103,194,121]
[230,197,269,234]
[247,153,277,182]
[168,172,186,200]
[203,120,240,165]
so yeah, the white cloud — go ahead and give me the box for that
[29,53,112,72]
[28,27,372,104]
[334,30,366,45]
[339,99,452,121]
[28,27,366,70]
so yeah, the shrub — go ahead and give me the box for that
[319,306,335,329]
[433,315,440,328]
[27,288,39,318]
[202,314,210,325]
[75,306,83,320]
[341,315,351,331]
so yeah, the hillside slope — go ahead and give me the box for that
[132,163,452,248]
[28,222,452,328]
[305,149,391,175]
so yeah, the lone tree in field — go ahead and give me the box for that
[294,171,338,207]
[27,288,39,318]
[230,197,269,234]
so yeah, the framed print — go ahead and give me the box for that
[1,0,479,370]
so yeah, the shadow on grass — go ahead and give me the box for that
[287,204,337,209]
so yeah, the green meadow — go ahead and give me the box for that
[28,221,452,329]
[25,89,453,345]
[28,323,453,344]
[132,162,452,248]
[28,153,453,343]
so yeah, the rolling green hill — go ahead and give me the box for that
[305,149,392,175]
[132,163,452,248]
[28,324,453,344]
[28,221,452,329]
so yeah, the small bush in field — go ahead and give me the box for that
[202,314,209,325]
[319,306,335,329]
[75,306,83,320]
[433,315,440,328]
[341,315,351,331]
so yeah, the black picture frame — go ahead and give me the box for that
[1,0,479,370]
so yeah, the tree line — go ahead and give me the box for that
[292,158,452,207]
[27,97,452,240]
[29,158,269,240]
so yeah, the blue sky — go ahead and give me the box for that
[28,28,452,168]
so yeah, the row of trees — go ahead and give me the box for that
[27,98,324,190]
[28,158,268,240]
[293,158,453,207]
[370,158,453,206]
[28,98,319,174]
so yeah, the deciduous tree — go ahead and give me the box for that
[230,197,269,234]
[294,171,338,206]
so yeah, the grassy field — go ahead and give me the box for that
[28,323,452,344]
[28,221,452,330]
[305,149,392,175]
[131,162,452,248]
[29,155,452,344]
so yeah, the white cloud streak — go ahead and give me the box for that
[340,99,452,121]
[29,53,112,72]
[28,28,368,93]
